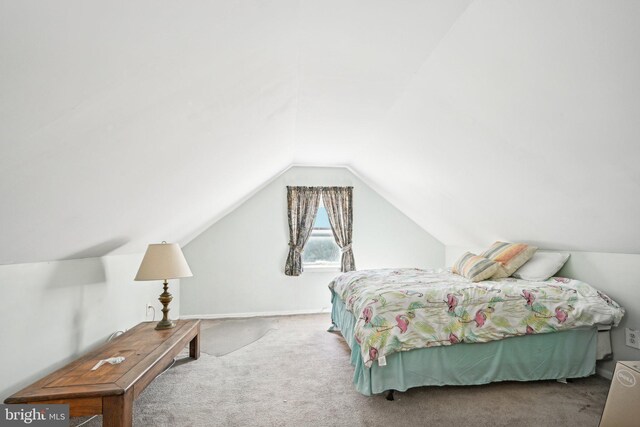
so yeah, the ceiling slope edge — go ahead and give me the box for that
[181,163,446,250]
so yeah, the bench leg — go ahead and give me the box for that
[189,331,200,360]
[103,388,133,427]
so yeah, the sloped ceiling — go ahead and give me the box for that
[1,1,639,265]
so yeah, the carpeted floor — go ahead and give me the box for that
[71,314,610,427]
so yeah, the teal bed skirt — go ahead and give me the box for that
[330,290,597,396]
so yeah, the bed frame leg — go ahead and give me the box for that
[385,390,395,401]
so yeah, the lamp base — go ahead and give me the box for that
[155,279,176,330]
[155,319,176,330]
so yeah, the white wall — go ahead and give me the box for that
[0,253,180,399]
[446,246,640,377]
[180,166,444,317]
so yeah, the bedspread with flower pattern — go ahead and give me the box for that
[329,268,624,368]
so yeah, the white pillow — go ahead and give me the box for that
[511,252,570,281]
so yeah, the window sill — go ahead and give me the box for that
[303,265,341,273]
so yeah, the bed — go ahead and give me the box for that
[328,268,624,396]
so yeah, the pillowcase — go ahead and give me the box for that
[452,252,500,282]
[480,241,537,279]
[512,252,570,281]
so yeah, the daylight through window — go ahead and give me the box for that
[302,201,340,267]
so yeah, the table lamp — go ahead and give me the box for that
[134,241,193,330]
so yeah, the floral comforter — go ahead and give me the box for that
[329,268,624,368]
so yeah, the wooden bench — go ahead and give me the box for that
[4,319,200,427]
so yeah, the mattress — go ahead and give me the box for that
[331,290,598,396]
[329,268,623,369]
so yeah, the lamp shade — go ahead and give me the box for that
[134,242,193,281]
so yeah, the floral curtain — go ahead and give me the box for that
[284,186,322,276]
[322,186,355,272]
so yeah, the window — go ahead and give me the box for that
[302,201,340,268]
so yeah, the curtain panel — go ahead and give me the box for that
[284,186,321,276]
[322,186,356,272]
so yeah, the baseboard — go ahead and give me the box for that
[596,366,613,380]
[180,308,330,320]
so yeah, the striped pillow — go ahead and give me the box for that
[452,252,500,282]
[480,241,537,279]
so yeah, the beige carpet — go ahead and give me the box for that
[71,314,610,427]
